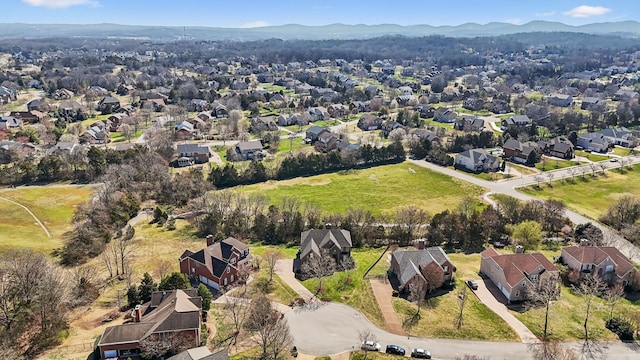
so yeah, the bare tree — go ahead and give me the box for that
[115,225,136,276]
[588,163,598,177]
[576,275,607,343]
[101,242,116,278]
[533,175,544,187]
[222,286,248,346]
[118,123,133,142]
[566,167,576,182]
[546,172,555,185]
[456,284,468,329]
[358,329,378,360]
[262,250,283,284]
[301,249,336,295]
[604,284,625,319]
[597,162,607,176]
[244,295,292,360]
[525,276,561,340]
[155,259,173,280]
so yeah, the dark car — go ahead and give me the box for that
[386,345,406,356]
[411,348,431,358]
[467,279,478,290]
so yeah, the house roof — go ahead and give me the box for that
[483,250,559,287]
[175,121,195,132]
[563,246,635,278]
[392,247,452,286]
[168,348,229,360]
[98,289,201,346]
[306,125,330,137]
[300,229,352,259]
[236,140,263,152]
[181,237,249,280]
[177,143,211,155]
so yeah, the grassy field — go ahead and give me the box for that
[301,247,389,329]
[519,165,640,220]
[277,137,309,153]
[239,163,485,216]
[0,185,94,253]
[392,279,519,341]
[467,171,513,181]
[512,286,639,341]
[575,150,610,162]
[535,157,582,171]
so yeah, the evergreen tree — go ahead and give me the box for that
[197,284,212,312]
[127,285,140,308]
[159,272,190,291]
[139,272,158,303]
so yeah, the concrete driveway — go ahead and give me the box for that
[275,259,314,300]
[470,279,539,343]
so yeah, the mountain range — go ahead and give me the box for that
[1,21,640,41]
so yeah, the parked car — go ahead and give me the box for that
[467,279,478,290]
[361,340,381,352]
[411,348,431,359]
[386,345,406,356]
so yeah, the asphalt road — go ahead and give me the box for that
[285,301,640,359]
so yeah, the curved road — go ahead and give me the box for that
[0,195,51,238]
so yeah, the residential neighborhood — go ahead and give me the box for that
[3,8,640,360]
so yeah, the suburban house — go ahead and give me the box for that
[0,116,23,130]
[543,137,574,159]
[577,132,610,153]
[52,88,74,100]
[561,244,636,287]
[581,97,602,110]
[413,129,440,146]
[305,125,330,144]
[613,90,639,101]
[211,103,228,118]
[502,115,531,128]
[315,131,340,152]
[234,140,264,161]
[599,127,636,148]
[357,114,383,131]
[0,85,17,104]
[10,110,45,124]
[463,97,484,111]
[26,99,49,112]
[433,107,457,123]
[480,248,560,303]
[179,235,252,290]
[188,99,209,112]
[548,93,573,107]
[80,123,110,144]
[175,121,195,140]
[502,139,540,164]
[293,229,353,279]
[98,96,121,114]
[454,115,485,132]
[328,104,348,118]
[389,245,455,294]
[454,149,500,173]
[167,347,229,360]
[381,120,405,138]
[59,100,84,115]
[307,107,329,121]
[176,144,211,166]
[97,289,203,360]
[251,116,278,132]
[414,104,435,118]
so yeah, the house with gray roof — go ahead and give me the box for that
[454,149,500,173]
[98,289,203,360]
[577,132,610,153]
[234,140,263,161]
[293,229,353,279]
[390,246,455,294]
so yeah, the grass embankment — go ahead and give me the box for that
[519,164,640,220]
[512,287,640,341]
[574,150,610,162]
[0,185,94,253]
[535,157,582,171]
[301,247,389,328]
[240,163,485,216]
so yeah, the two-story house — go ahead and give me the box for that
[454,149,500,173]
[389,246,455,294]
[480,248,560,303]
[293,229,353,279]
[179,235,252,290]
[561,243,636,287]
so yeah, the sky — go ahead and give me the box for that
[1,0,638,28]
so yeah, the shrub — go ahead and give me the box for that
[605,317,635,340]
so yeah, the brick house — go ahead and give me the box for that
[97,289,202,360]
[480,248,560,303]
[179,236,252,290]
[561,244,636,287]
[389,246,455,293]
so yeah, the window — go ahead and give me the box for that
[227,267,230,273]
[605,265,614,273]
[230,258,236,265]
[443,265,449,273]
[530,274,538,281]
[191,267,195,273]
[515,290,520,298]
[224,278,228,285]
[231,274,234,282]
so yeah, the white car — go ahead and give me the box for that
[361,340,382,352]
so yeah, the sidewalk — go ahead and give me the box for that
[369,278,406,336]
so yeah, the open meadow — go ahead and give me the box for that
[0,185,94,253]
[519,165,640,220]
[239,162,485,216]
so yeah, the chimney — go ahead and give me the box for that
[514,245,524,254]
[579,239,592,247]
[416,239,426,250]
[133,305,142,322]
[206,234,214,246]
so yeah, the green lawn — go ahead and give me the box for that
[467,171,513,181]
[512,286,639,341]
[301,247,390,329]
[313,119,340,127]
[238,163,485,216]
[519,165,640,220]
[610,146,635,156]
[535,157,582,171]
[509,163,538,175]
[392,279,519,341]
[0,185,94,253]
[575,150,609,162]
[276,137,309,153]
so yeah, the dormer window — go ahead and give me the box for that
[443,265,449,273]
[530,274,539,281]
[230,258,236,265]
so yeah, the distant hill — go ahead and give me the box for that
[1,21,640,41]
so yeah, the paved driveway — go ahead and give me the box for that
[275,259,315,300]
[470,279,539,343]
[369,278,406,335]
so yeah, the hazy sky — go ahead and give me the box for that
[1,0,638,28]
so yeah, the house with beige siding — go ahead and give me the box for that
[561,244,636,287]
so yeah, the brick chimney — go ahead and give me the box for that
[206,234,214,246]
[133,305,142,322]
[416,239,426,250]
